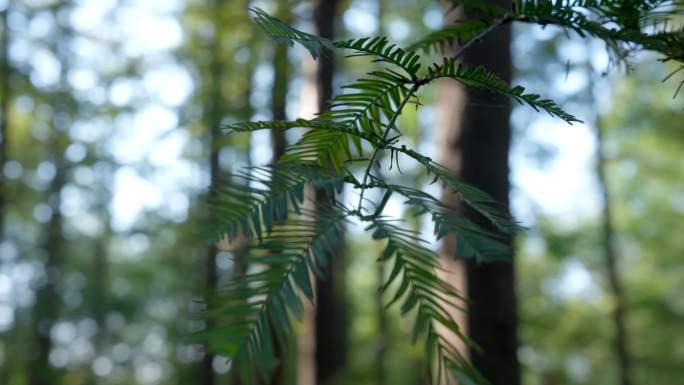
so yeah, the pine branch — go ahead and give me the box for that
[366,218,485,385]
[322,70,415,138]
[334,36,423,76]
[251,7,333,59]
[356,82,421,212]
[197,208,346,384]
[368,179,512,261]
[426,58,582,124]
[207,166,343,243]
[406,20,490,54]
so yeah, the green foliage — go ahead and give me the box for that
[407,20,490,54]
[426,58,582,123]
[199,5,684,385]
[433,0,684,70]
[207,165,343,242]
[198,208,346,384]
[367,218,482,384]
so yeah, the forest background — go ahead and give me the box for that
[0,0,682,385]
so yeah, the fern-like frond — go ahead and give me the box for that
[371,179,511,261]
[198,208,346,384]
[251,7,333,59]
[445,0,684,66]
[222,118,385,159]
[406,20,490,54]
[322,70,416,137]
[367,218,485,384]
[334,37,423,75]
[209,165,343,242]
[277,130,355,171]
[387,145,521,235]
[222,118,378,146]
[426,58,581,124]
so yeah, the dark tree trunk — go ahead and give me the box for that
[201,1,225,384]
[448,1,521,384]
[595,118,633,385]
[375,2,388,384]
[313,1,348,384]
[0,1,9,240]
[267,3,291,385]
[30,127,67,385]
[270,0,290,160]
[29,4,71,384]
[0,13,10,381]
[436,2,519,383]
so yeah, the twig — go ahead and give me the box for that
[356,83,421,213]
[451,14,512,60]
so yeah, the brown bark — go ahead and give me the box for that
[267,3,291,385]
[0,12,10,381]
[313,1,348,384]
[29,4,70,384]
[202,1,225,383]
[296,56,319,385]
[437,2,520,384]
[595,118,633,385]
[29,122,68,385]
[460,2,520,383]
[0,1,10,240]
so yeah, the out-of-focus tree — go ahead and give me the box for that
[312,1,349,385]
[29,3,74,384]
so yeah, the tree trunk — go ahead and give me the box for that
[202,1,225,384]
[30,120,68,385]
[595,117,633,385]
[0,1,9,240]
[0,5,10,379]
[29,4,71,384]
[437,2,520,384]
[268,3,291,384]
[461,2,520,383]
[313,1,348,384]
[296,56,318,385]
[375,2,388,384]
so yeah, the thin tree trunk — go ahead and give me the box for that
[29,4,71,384]
[202,0,225,383]
[312,1,348,385]
[375,2,388,384]
[268,3,291,384]
[296,55,319,385]
[0,8,20,384]
[434,5,470,385]
[0,8,10,380]
[270,0,289,161]
[595,117,633,385]
[0,0,10,241]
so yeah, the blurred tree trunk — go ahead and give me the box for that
[201,0,225,384]
[312,1,348,385]
[435,5,470,384]
[29,4,71,385]
[437,2,520,385]
[86,176,112,385]
[296,55,318,385]
[270,0,289,162]
[460,2,519,384]
[375,2,388,385]
[0,4,10,384]
[268,3,291,385]
[595,117,633,385]
[0,1,9,240]
[30,152,67,385]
